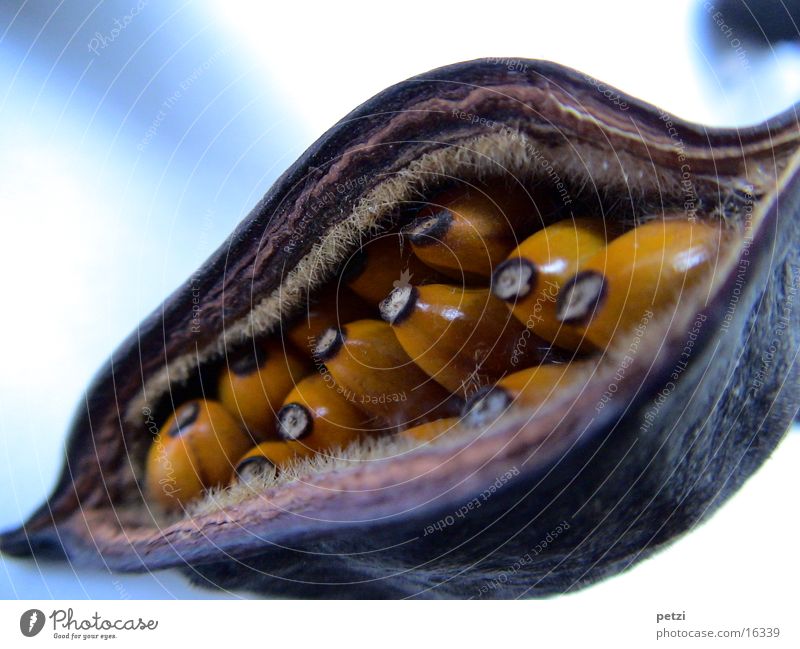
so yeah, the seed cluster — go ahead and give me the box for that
[145,183,725,509]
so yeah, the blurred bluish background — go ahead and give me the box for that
[1,0,798,599]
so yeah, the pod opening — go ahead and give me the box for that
[116,126,757,520]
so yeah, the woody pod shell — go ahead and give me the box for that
[1,59,799,598]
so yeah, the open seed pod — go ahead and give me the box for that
[2,58,798,599]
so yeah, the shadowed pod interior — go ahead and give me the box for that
[1,58,798,598]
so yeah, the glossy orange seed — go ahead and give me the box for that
[218,339,310,440]
[233,440,314,483]
[146,399,252,508]
[314,319,457,427]
[277,374,374,452]
[556,218,724,349]
[400,417,462,442]
[492,217,609,351]
[380,284,545,398]
[344,234,448,305]
[464,361,597,428]
[402,186,535,282]
[285,288,373,357]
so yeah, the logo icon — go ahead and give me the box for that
[20,609,45,637]
[392,268,413,290]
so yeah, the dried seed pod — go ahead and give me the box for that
[402,185,535,282]
[145,400,252,508]
[492,217,609,351]
[2,59,798,600]
[276,374,373,451]
[314,319,456,426]
[218,340,310,439]
[380,284,544,397]
[556,219,726,349]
